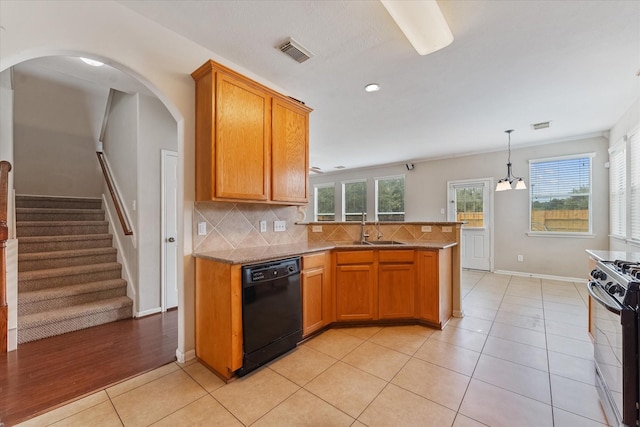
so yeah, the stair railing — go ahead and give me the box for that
[96,152,133,236]
[1,160,12,353]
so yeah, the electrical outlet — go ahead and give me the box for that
[517,254,524,262]
[274,220,286,232]
[442,226,452,232]
[421,225,432,232]
[198,222,207,236]
[259,220,267,232]
[440,208,445,215]
[312,225,323,232]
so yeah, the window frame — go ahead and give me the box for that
[527,152,595,237]
[341,179,367,222]
[374,175,405,222]
[313,182,336,222]
[608,140,626,239]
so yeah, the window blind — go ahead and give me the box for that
[529,154,592,233]
[609,143,626,237]
[630,131,640,241]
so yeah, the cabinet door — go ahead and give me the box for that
[417,251,439,324]
[302,267,325,337]
[379,263,415,319]
[271,97,309,203]
[335,264,376,321]
[215,72,270,200]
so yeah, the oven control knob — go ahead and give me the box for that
[591,269,606,280]
[287,265,295,273]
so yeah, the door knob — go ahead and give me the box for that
[168,237,176,242]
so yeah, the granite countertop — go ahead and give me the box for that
[194,240,457,265]
[586,249,640,263]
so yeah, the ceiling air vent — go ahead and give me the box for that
[279,38,314,63]
[531,121,551,130]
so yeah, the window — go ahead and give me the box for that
[454,185,484,227]
[314,184,335,221]
[375,176,405,221]
[609,142,626,238]
[342,180,366,221]
[630,131,640,241]
[529,154,593,234]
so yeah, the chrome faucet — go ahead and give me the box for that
[360,212,369,243]
[375,221,384,241]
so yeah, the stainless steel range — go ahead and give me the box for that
[588,259,640,427]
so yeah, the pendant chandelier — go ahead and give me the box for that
[496,129,527,191]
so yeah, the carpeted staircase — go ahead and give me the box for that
[16,195,133,344]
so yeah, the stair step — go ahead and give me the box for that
[17,296,133,344]
[19,247,118,272]
[17,220,109,237]
[15,195,102,210]
[16,208,105,222]
[19,262,122,292]
[18,279,127,316]
[18,234,113,253]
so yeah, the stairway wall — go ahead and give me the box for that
[12,67,105,197]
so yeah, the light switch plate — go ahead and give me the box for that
[440,208,445,215]
[274,220,286,232]
[260,220,267,233]
[421,225,432,232]
[198,222,207,236]
[312,225,323,232]
[442,226,452,232]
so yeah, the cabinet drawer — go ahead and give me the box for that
[302,252,326,270]
[379,250,414,263]
[336,250,375,265]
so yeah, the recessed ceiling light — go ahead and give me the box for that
[80,57,104,67]
[364,83,380,92]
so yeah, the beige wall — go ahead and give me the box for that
[12,69,104,197]
[310,135,610,279]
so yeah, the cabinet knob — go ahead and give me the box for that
[168,237,176,243]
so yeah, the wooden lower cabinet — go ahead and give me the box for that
[335,251,377,321]
[417,249,452,327]
[194,258,243,380]
[301,252,332,337]
[378,250,415,319]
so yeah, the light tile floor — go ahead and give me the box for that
[18,271,610,427]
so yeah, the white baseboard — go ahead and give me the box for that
[7,327,17,352]
[176,348,196,363]
[135,307,162,318]
[493,269,585,283]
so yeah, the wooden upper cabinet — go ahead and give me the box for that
[271,97,309,203]
[192,60,311,204]
[215,73,270,200]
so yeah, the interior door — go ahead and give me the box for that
[447,179,493,271]
[162,150,178,310]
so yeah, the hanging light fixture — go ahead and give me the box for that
[496,130,527,191]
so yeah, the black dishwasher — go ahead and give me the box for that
[237,257,302,377]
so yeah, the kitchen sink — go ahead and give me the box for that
[364,240,406,245]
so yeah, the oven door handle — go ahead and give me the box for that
[587,281,622,315]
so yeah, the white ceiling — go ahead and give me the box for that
[19,1,640,172]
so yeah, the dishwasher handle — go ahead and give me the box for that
[587,281,622,315]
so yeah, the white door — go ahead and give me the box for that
[447,179,493,271]
[161,150,178,310]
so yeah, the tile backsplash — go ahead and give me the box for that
[193,202,308,252]
[307,222,457,244]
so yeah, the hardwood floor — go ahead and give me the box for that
[0,310,178,426]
